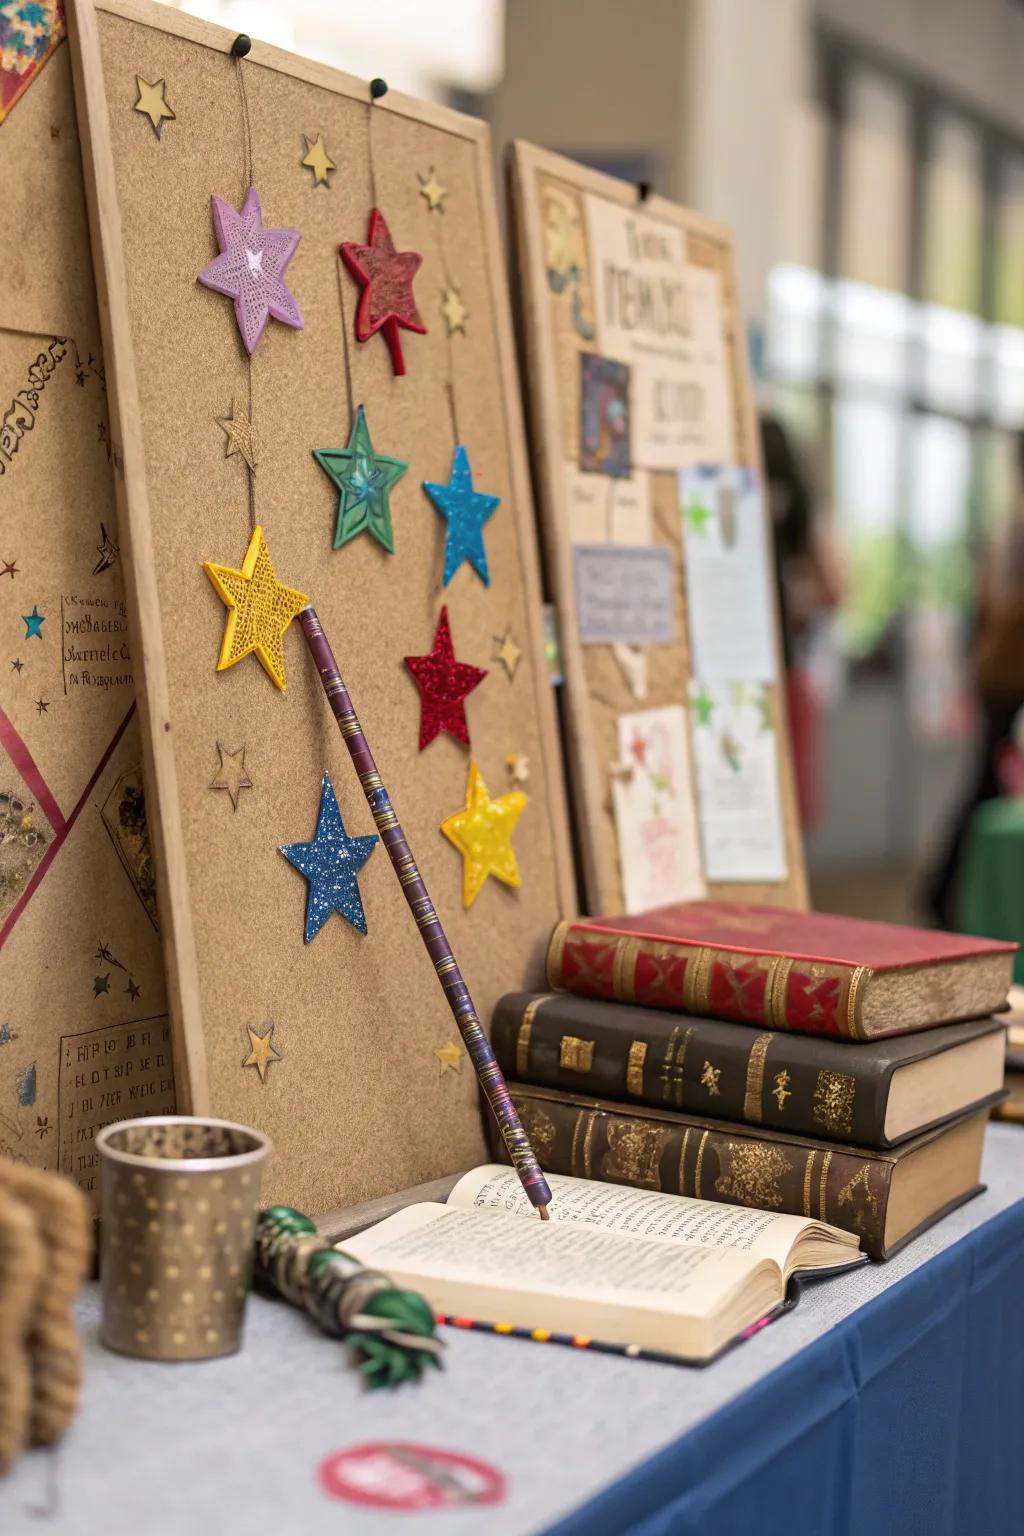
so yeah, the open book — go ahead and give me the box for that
[342,1165,864,1364]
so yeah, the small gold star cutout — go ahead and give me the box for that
[242,1021,282,1083]
[134,76,175,139]
[506,753,530,785]
[700,1061,721,1096]
[418,169,447,212]
[492,627,521,680]
[435,1041,462,1074]
[203,525,309,692]
[217,402,263,472]
[440,286,469,336]
[301,133,336,187]
[209,742,253,811]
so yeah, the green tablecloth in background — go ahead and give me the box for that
[958,796,1024,982]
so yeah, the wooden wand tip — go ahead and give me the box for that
[537,1205,550,1222]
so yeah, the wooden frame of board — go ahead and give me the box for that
[66,0,576,1213]
[508,141,808,916]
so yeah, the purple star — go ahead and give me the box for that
[197,185,303,356]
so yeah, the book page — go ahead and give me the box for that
[449,1165,829,1275]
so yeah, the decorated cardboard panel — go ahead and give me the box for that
[0,9,172,1201]
[508,142,807,916]
[67,0,574,1212]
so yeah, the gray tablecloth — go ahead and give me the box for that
[2,1122,1022,1536]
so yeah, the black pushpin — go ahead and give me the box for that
[370,77,388,100]
[231,34,252,57]
[637,180,652,203]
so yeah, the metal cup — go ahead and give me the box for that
[96,1116,270,1361]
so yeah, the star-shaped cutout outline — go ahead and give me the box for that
[440,286,468,336]
[313,405,408,554]
[242,1021,283,1084]
[492,627,521,680]
[125,977,142,1002]
[423,444,500,588]
[35,698,49,715]
[301,132,336,187]
[340,207,426,376]
[403,605,487,751]
[92,522,119,575]
[197,185,303,357]
[1,559,17,579]
[435,1041,462,1074]
[22,606,44,639]
[10,658,23,674]
[418,169,448,212]
[209,742,254,811]
[93,974,111,997]
[217,402,263,472]
[440,759,527,909]
[203,524,309,692]
[133,75,175,138]
[279,772,378,943]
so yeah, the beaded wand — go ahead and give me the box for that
[297,605,553,1219]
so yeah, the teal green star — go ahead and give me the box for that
[691,686,715,727]
[313,406,408,553]
[22,605,45,639]
[685,497,713,536]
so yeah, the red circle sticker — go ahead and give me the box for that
[318,1441,506,1512]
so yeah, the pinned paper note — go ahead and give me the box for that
[564,463,651,546]
[688,682,787,882]
[610,705,705,912]
[574,545,676,646]
[681,467,777,683]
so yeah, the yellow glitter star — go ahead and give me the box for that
[134,76,175,139]
[209,742,253,811]
[301,133,336,187]
[203,525,309,692]
[441,760,526,909]
[217,402,263,472]
[492,627,521,680]
[418,169,448,212]
[242,1022,282,1083]
[435,1041,463,1074]
[440,287,468,336]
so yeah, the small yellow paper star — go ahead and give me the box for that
[302,133,336,187]
[209,742,253,811]
[134,76,175,139]
[217,402,263,472]
[440,287,469,336]
[506,753,530,785]
[441,760,526,909]
[418,170,448,212]
[492,627,521,680]
[203,525,309,692]
[435,1041,463,1074]
[242,1021,282,1083]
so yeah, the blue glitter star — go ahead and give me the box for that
[22,605,44,639]
[279,773,378,943]
[423,443,500,587]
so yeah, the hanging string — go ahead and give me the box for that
[335,254,356,418]
[368,77,387,208]
[234,50,257,535]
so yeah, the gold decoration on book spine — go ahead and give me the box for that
[743,1033,774,1122]
[700,1061,721,1096]
[580,1111,598,1178]
[694,1129,710,1198]
[844,964,869,1040]
[658,1025,693,1108]
[714,1141,792,1210]
[612,935,639,1002]
[601,1120,670,1189]
[682,945,714,1015]
[765,956,794,1030]
[836,1165,879,1233]
[802,1150,816,1217]
[677,1126,692,1195]
[514,1101,557,1164]
[818,1148,833,1221]
[812,1070,856,1136]
[515,994,550,1075]
[559,1035,595,1072]
[546,921,569,989]
[626,1039,647,1096]
[772,1069,792,1110]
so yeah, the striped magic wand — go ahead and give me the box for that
[298,606,553,1219]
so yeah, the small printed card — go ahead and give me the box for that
[611,705,706,912]
[579,352,631,476]
[688,681,787,882]
[680,466,777,683]
[564,462,651,546]
[574,544,676,646]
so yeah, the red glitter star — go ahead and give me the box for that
[340,207,426,376]
[404,606,487,751]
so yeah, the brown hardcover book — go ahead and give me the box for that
[492,992,1007,1147]
[547,903,1016,1040]
[494,1085,994,1259]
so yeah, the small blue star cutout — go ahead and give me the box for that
[22,606,44,639]
[279,773,378,943]
[423,443,500,587]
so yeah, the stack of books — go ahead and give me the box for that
[488,903,1016,1258]
[994,986,1024,1123]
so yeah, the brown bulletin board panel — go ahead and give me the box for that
[68,0,576,1213]
[508,141,808,917]
[0,34,172,1203]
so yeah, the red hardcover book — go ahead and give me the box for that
[546,903,1016,1040]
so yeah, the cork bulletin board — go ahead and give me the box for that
[68,0,575,1213]
[508,142,807,919]
[0,15,172,1204]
